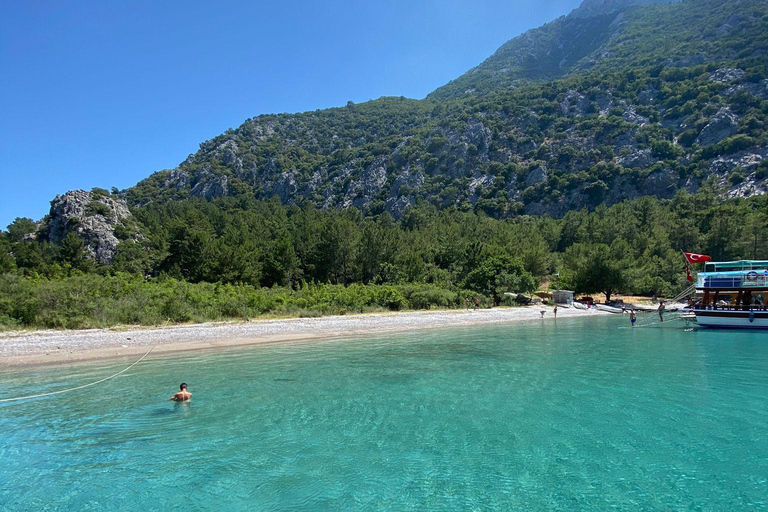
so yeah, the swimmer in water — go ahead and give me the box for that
[169,382,191,402]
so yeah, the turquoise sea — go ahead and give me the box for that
[1,315,767,511]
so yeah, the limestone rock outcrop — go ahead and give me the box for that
[696,107,739,147]
[46,190,134,264]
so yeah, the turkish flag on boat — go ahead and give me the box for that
[684,252,712,264]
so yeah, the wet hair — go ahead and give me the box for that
[180,383,187,391]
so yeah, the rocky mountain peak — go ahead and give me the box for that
[571,0,681,18]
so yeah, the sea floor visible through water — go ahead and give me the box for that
[0,315,766,510]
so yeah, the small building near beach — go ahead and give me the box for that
[552,290,574,305]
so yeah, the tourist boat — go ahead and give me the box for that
[690,260,768,329]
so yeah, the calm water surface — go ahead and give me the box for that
[1,316,767,510]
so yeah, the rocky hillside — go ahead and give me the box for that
[430,0,765,99]
[20,0,768,260]
[117,0,768,223]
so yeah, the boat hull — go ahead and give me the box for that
[630,304,658,312]
[595,304,624,314]
[693,310,768,329]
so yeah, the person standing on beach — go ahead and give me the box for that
[465,298,470,310]
[169,383,191,402]
[658,302,665,323]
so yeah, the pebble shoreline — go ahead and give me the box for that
[0,306,607,366]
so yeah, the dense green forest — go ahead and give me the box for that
[2,190,766,329]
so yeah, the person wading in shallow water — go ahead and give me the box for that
[658,302,666,323]
[169,383,191,402]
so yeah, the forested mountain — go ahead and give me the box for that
[2,0,768,329]
[430,0,761,99]
[125,0,768,222]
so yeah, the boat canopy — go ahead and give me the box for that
[697,269,768,289]
[704,260,768,272]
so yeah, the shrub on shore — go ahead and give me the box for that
[0,273,486,330]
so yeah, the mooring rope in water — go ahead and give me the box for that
[0,320,169,404]
[0,343,159,404]
[616,313,686,329]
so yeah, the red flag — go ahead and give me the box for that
[684,253,712,265]
[686,265,694,282]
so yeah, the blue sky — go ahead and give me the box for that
[0,0,582,228]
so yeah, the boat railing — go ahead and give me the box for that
[700,277,747,288]
[671,284,697,303]
[695,304,768,312]
[698,273,768,289]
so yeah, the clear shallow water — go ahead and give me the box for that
[1,316,767,511]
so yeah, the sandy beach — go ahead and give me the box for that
[0,306,607,367]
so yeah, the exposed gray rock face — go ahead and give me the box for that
[560,91,589,117]
[191,174,229,199]
[468,175,496,204]
[710,148,768,175]
[619,149,656,169]
[723,78,768,101]
[392,168,425,196]
[386,195,415,219]
[46,190,133,264]
[164,168,190,190]
[343,158,389,210]
[727,172,768,199]
[643,167,679,196]
[709,68,745,83]
[465,122,492,160]
[215,140,243,173]
[622,106,648,125]
[526,166,548,187]
[274,172,299,203]
[696,107,738,146]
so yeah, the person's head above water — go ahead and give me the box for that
[170,383,191,401]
